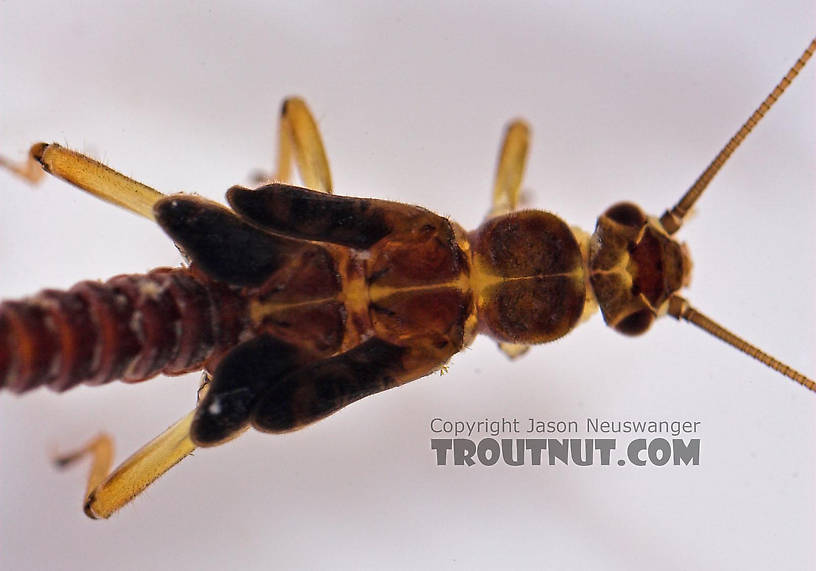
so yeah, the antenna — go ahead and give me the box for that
[667,295,815,392]
[660,37,816,234]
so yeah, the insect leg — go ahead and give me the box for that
[0,143,46,184]
[3,142,165,220]
[254,97,333,194]
[488,120,530,218]
[490,120,533,359]
[56,410,198,519]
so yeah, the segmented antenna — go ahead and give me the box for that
[660,37,816,234]
[668,295,815,392]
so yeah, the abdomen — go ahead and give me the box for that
[0,268,248,393]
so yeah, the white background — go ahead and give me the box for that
[1,2,814,569]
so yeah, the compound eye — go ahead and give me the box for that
[604,202,646,228]
[614,309,654,336]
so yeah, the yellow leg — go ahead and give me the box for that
[56,410,197,519]
[2,142,165,220]
[496,342,530,359]
[0,144,46,184]
[488,119,530,217]
[490,119,533,359]
[197,371,212,403]
[255,97,333,194]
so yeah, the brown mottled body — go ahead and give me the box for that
[0,183,592,442]
[1,134,691,445]
[2,39,812,517]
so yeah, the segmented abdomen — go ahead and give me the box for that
[0,268,248,393]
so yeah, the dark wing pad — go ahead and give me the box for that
[227,183,392,250]
[251,337,406,433]
[154,195,300,287]
[192,335,311,445]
